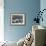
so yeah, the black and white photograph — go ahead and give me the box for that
[11,14,25,25]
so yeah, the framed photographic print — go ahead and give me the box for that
[11,13,25,25]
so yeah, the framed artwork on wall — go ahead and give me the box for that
[11,13,25,25]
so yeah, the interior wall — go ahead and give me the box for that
[40,0,46,27]
[4,0,40,42]
[0,0,4,42]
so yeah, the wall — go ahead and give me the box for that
[40,0,46,27]
[4,0,40,42]
[0,0,4,42]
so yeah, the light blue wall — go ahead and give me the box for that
[40,0,46,27]
[4,0,40,42]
